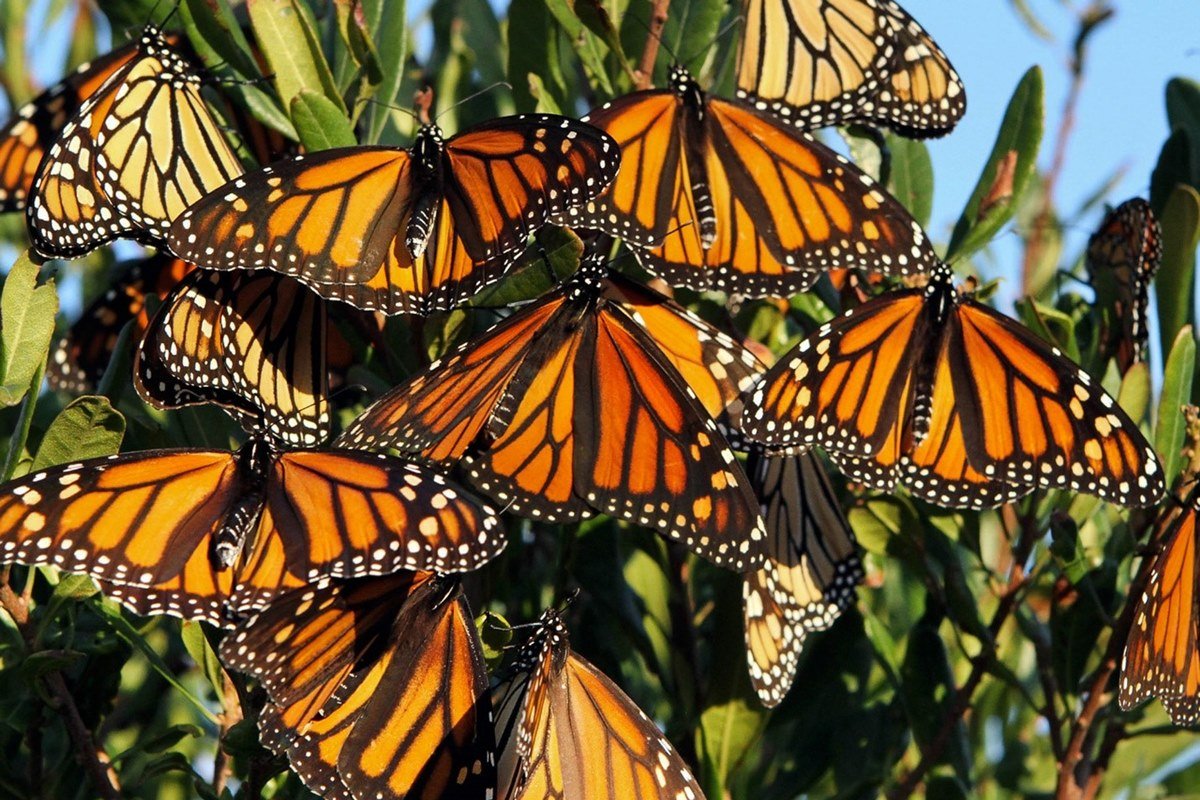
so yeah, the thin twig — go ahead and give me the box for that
[0,578,121,799]
[213,671,242,796]
[888,511,1041,799]
[634,0,671,90]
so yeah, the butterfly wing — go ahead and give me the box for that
[442,114,620,261]
[229,450,503,612]
[339,577,497,799]
[949,300,1163,507]
[548,90,684,248]
[495,611,705,800]
[743,451,862,707]
[1120,498,1200,725]
[48,255,194,393]
[641,97,938,296]
[0,38,144,212]
[735,0,964,137]
[1086,198,1162,371]
[28,28,244,257]
[134,269,332,447]
[0,449,243,623]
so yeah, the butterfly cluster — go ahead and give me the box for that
[0,1,1181,797]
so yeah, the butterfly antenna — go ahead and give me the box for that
[160,0,182,29]
[356,96,421,124]
[678,14,745,68]
[434,81,514,125]
[628,11,678,78]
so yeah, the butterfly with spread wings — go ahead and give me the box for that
[0,428,504,625]
[221,572,495,799]
[1086,197,1162,373]
[338,252,767,571]
[134,269,332,447]
[168,115,619,315]
[0,35,164,213]
[27,26,245,257]
[1120,488,1200,726]
[552,65,938,298]
[742,261,1164,509]
[494,608,706,800]
[743,451,863,707]
[735,0,966,138]
[47,254,195,393]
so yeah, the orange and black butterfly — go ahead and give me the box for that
[221,572,495,798]
[27,26,244,258]
[47,254,195,393]
[168,115,620,315]
[493,608,705,799]
[338,253,767,571]
[0,428,504,625]
[1120,489,1200,725]
[134,269,332,447]
[551,64,938,298]
[735,0,966,138]
[743,451,862,707]
[742,261,1164,509]
[0,36,169,213]
[1086,197,1162,372]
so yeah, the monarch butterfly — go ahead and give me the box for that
[741,261,1164,509]
[1120,489,1200,725]
[338,253,767,571]
[552,65,938,298]
[27,26,245,258]
[743,451,863,707]
[47,254,195,393]
[168,115,620,315]
[0,433,504,625]
[134,269,332,447]
[220,572,495,798]
[0,36,163,213]
[1086,197,1162,372]
[735,0,966,138]
[493,608,705,799]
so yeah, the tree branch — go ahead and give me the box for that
[634,0,670,90]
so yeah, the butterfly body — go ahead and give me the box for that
[556,65,937,296]
[405,124,447,259]
[213,438,272,568]
[744,262,1164,509]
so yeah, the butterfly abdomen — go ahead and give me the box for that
[909,271,958,445]
[675,66,718,247]
[213,439,273,568]
[405,125,446,259]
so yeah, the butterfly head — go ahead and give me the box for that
[566,252,608,301]
[924,261,959,322]
[412,123,447,165]
[669,64,705,106]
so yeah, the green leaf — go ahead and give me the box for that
[139,724,203,754]
[290,90,358,151]
[946,67,1044,262]
[1156,326,1196,487]
[1167,78,1200,152]
[1150,129,1193,213]
[476,611,512,669]
[366,0,408,143]
[33,397,125,470]
[1155,184,1200,368]
[886,134,935,229]
[901,612,971,783]
[0,253,57,406]
[180,622,225,701]
[542,0,616,97]
[469,227,583,306]
[696,570,768,793]
[507,0,569,113]
[248,0,348,117]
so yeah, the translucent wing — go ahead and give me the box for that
[134,269,332,446]
[1086,197,1162,371]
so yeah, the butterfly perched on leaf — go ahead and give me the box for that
[169,115,620,315]
[221,572,495,798]
[0,428,505,625]
[742,261,1164,509]
[338,251,767,571]
[27,26,245,258]
[553,65,938,298]
[0,35,165,213]
[134,269,333,447]
[1086,197,1162,373]
[1120,488,1200,726]
[735,0,966,138]
[47,254,195,393]
[743,451,863,707]
[493,608,706,800]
